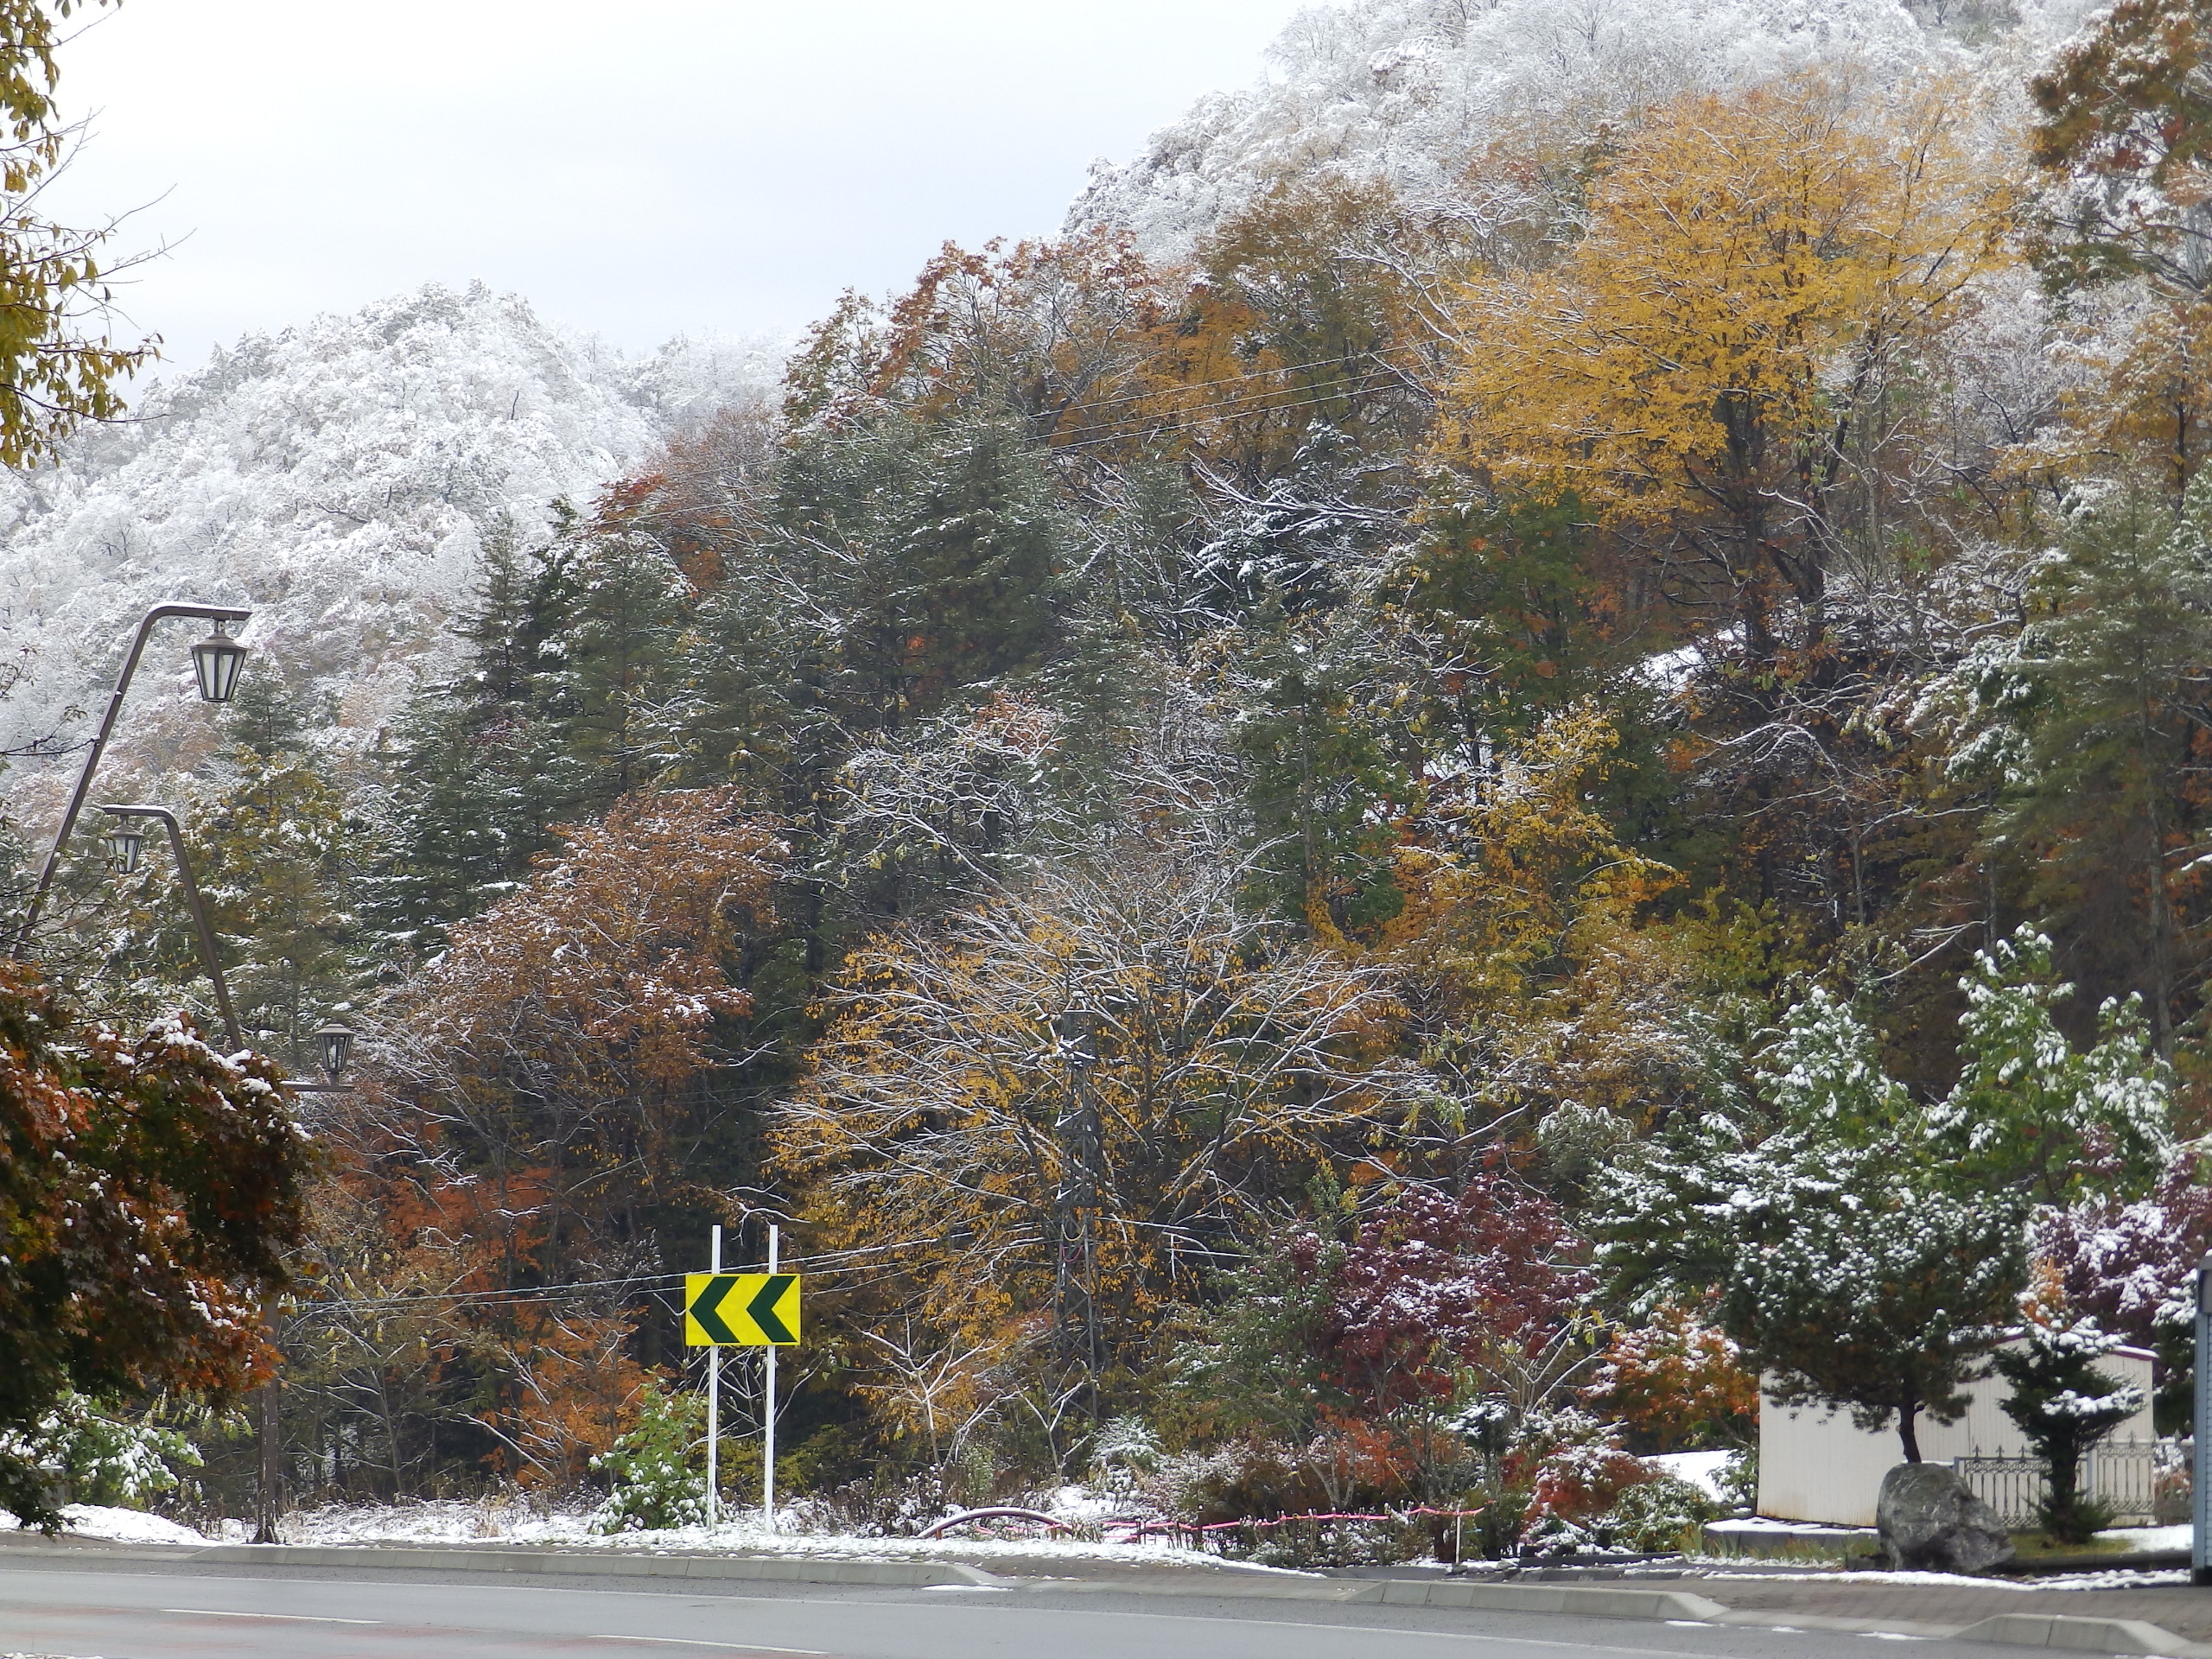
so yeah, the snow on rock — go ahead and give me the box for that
[1067,0,2105,260]
[0,281,779,824]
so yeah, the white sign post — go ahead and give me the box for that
[763,1224,779,1533]
[705,1224,721,1531]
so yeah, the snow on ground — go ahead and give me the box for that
[1704,1516,1871,1536]
[0,1503,212,1544]
[1645,1450,1738,1502]
[268,1497,1294,1572]
[2103,1523,2190,1552]
[1701,1564,2192,1590]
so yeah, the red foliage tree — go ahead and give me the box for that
[1322,1171,1596,1414]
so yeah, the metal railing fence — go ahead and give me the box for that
[1951,1438,2169,1529]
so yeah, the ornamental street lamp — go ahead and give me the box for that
[14,601,253,957]
[96,803,240,1052]
[189,618,249,703]
[315,1020,355,1079]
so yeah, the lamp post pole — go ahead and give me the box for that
[98,804,239,1051]
[14,601,251,958]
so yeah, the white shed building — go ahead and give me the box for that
[1757,1341,2158,1527]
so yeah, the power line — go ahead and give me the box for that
[1036,351,1380,420]
[283,1234,960,1319]
[1046,368,1400,452]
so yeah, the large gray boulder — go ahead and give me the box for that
[1877,1462,2015,1573]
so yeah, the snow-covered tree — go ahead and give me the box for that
[2029,0,2212,297]
[1600,990,2026,1460]
[0,969,307,1529]
[1929,927,2171,1200]
[1992,1316,2144,1542]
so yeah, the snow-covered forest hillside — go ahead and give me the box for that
[1069,0,2096,254]
[0,282,776,819]
[13,0,2212,1565]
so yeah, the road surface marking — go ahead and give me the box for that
[164,1607,381,1624]
[589,1640,826,1655]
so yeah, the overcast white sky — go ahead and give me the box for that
[42,0,1315,374]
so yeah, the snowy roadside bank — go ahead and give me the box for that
[3,1497,1294,1573]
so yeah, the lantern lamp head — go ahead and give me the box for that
[315,1020,355,1078]
[189,617,248,703]
[105,822,147,874]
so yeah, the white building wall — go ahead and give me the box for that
[1756,1343,2157,1526]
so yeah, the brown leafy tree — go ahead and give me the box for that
[2030,0,2212,297]
[343,787,782,1484]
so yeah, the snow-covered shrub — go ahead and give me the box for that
[785,1468,957,1537]
[1716,1447,1757,1512]
[2035,1142,2212,1427]
[0,1393,200,1514]
[590,1382,704,1534]
[1584,1302,1757,1452]
[1512,1408,1717,1556]
[1088,1416,1161,1504]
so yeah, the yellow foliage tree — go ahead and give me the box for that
[1435,71,2011,656]
[769,829,1436,1452]
[1382,705,1677,1020]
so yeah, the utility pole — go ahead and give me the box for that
[254,1352,282,1544]
[1052,1008,1103,1400]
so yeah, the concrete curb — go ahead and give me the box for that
[1344,1580,1729,1621]
[1952,1613,2201,1655]
[185,1543,994,1588]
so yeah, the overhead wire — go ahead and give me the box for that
[283,1233,969,1318]
[1025,350,1378,420]
[1045,372,1404,458]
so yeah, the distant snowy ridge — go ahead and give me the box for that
[0,281,779,817]
[1067,0,2102,257]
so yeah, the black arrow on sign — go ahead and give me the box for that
[690,1275,742,1344]
[747,1274,797,1344]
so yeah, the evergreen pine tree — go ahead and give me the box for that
[536,528,690,813]
[779,412,1066,736]
[171,675,369,1071]
[1966,477,2212,1054]
[370,520,574,945]
[1992,1319,2142,1543]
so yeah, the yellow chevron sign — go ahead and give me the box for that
[684,1273,801,1346]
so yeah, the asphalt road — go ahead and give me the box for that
[0,1556,2056,1659]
